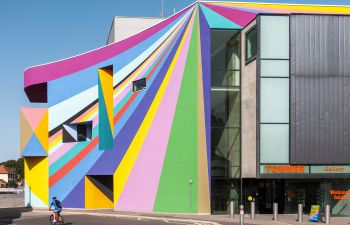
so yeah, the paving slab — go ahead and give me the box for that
[32,208,350,225]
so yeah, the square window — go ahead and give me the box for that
[133,78,146,92]
[63,121,92,143]
[245,26,257,63]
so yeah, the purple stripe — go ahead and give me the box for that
[87,13,192,175]
[199,6,212,196]
[61,178,85,208]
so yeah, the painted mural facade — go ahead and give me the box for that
[21,1,350,213]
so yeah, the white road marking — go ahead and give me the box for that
[27,210,222,225]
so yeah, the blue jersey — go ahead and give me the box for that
[50,200,62,211]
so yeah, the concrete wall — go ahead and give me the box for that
[107,17,163,44]
[241,20,257,178]
[0,174,8,183]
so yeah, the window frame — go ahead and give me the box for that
[132,78,147,92]
[62,121,92,143]
[245,25,257,64]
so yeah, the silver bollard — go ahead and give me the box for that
[230,200,234,218]
[240,204,244,225]
[325,204,330,224]
[251,201,255,219]
[298,203,303,223]
[273,203,278,221]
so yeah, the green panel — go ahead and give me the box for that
[260,124,289,163]
[260,78,289,123]
[153,13,199,213]
[261,60,289,77]
[260,15,289,59]
[199,4,241,29]
[98,77,113,150]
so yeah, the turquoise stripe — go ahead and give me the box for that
[114,92,132,116]
[98,77,114,150]
[49,126,99,176]
[199,4,241,29]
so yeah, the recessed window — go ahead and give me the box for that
[133,78,146,92]
[246,26,257,62]
[63,121,92,143]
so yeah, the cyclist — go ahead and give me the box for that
[49,196,62,223]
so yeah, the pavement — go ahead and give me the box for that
[26,208,350,225]
[0,191,348,224]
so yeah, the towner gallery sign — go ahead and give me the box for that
[265,165,305,174]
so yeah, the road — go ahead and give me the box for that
[0,208,243,225]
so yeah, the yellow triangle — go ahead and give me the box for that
[85,177,113,209]
[34,111,48,152]
[25,157,49,206]
[99,68,114,134]
[20,111,34,152]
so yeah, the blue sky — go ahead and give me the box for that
[1,0,350,162]
[0,0,196,162]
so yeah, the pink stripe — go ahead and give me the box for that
[115,11,195,212]
[72,103,98,123]
[49,130,62,143]
[24,9,190,88]
[49,120,98,165]
[202,3,257,27]
[114,41,164,106]
[114,19,184,107]
[49,142,76,164]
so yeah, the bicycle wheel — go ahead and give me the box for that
[49,215,55,225]
[58,215,64,225]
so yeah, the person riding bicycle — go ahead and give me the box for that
[49,197,62,223]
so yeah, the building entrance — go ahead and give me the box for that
[254,180,323,214]
[244,179,323,214]
[243,179,350,216]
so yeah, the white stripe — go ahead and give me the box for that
[49,86,97,130]
[113,9,192,87]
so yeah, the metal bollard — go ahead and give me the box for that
[273,203,278,221]
[297,203,303,223]
[325,204,330,224]
[251,201,255,219]
[230,200,234,218]
[240,204,244,225]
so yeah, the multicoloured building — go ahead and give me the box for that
[21,0,350,216]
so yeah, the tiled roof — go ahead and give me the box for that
[0,165,15,174]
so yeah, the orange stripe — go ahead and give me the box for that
[49,137,99,187]
[114,92,139,125]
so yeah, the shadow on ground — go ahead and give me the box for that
[0,207,32,225]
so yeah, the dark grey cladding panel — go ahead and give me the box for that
[290,15,350,164]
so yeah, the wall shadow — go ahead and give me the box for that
[0,207,32,225]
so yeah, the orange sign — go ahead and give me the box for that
[330,190,350,200]
[265,165,305,173]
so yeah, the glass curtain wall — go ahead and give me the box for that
[211,30,241,214]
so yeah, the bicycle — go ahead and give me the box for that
[49,210,64,225]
